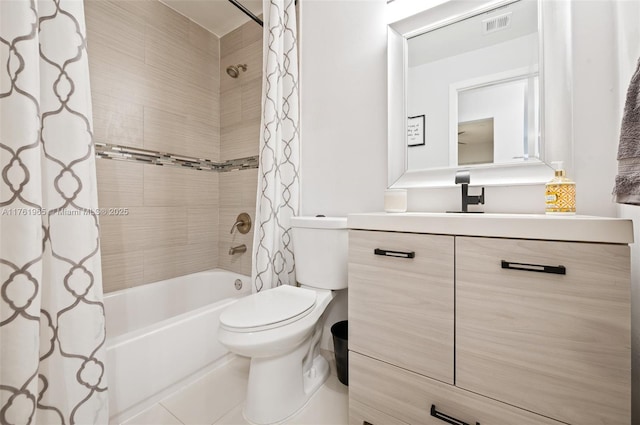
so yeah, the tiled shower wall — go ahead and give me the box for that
[218,21,262,277]
[86,0,228,292]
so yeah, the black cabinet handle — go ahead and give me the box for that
[374,248,415,259]
[430,404,479,425]
[501,260,566,275]
[363,422,374,425]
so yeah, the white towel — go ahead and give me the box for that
[614,57,640,205]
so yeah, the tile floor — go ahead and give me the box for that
[122,352,348,425]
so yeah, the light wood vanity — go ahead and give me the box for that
[347,213,633,425]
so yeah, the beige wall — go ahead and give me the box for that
[97,161,219,292]
[87,0,262,291]
[86,0,220,159]
[86,0,222,292]
[218,169,258,276]
[219,20,262,161]
[218,21,263,277]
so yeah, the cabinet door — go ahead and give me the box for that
[456,236,630,425]
[349,399,409,425]
[349,230,454,383]
[350,351,563,425]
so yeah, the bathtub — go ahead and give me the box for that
[105,268,251,421]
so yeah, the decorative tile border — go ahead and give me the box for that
[95,142,259,172]
[219,155,260,172]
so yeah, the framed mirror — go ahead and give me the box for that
[388,0,574,188]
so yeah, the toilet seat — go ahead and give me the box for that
[220,285,317,333]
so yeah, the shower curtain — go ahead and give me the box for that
[252,0,300,292]
[0,0,109,423]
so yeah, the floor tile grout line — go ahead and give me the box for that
[159,402,187,425]
[158,357,251,425]
[129,355,346,425]
[210,400,246,425]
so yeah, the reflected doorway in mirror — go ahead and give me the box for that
[452,73,538,167]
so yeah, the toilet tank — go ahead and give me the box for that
[291,216,348,290]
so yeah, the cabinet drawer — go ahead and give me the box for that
[348,230,454,383]
[349,399,409,425]
[456,237,630,425]
[350,351,563,425]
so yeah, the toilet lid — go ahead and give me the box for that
[220,285,316,331]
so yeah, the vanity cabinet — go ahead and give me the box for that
[350,351,563,425]
[456,237,630,425]
[349,230,454,384]
[348,219,631,425]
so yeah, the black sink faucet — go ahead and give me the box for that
[455,170,485,213]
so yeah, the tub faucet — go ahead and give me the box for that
[455,170,485,213]
[229,244,247,255]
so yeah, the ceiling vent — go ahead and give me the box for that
[482,12,512,34]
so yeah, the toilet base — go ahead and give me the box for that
[243,336,330,424]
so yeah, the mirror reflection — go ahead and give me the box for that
[458,117,494,165]
[406,0,539,171]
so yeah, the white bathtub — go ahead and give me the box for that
[105,269,251,421]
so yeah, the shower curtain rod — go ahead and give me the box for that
[227,0,298,28]
[227,0,263,27]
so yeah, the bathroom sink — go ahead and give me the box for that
[347,212,634,244]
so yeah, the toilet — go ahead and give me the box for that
[217,216,348,424]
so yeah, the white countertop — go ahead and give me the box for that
[347,212,634,244]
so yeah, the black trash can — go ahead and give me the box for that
[331,320,348,386]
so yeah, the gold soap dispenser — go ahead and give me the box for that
[545,161,576,214]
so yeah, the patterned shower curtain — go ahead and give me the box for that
[0,0,109,423]
[252,0,300,293]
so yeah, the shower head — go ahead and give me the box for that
[226,64,248,78]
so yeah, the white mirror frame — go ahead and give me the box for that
[388,0,574,188]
